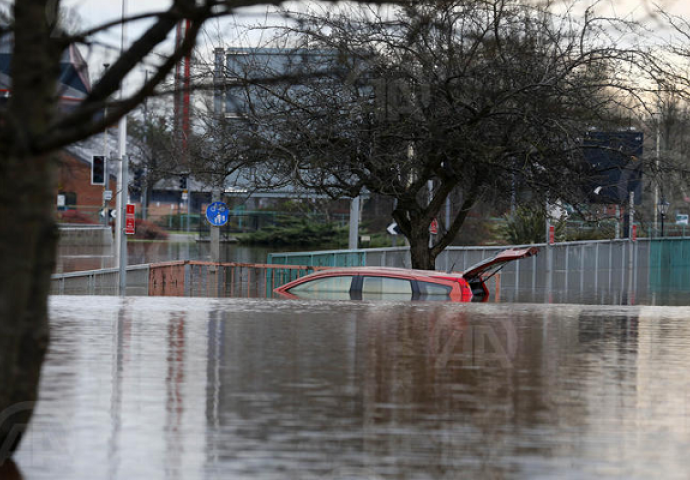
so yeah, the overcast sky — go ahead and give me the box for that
[63,0,289,82]
[61,0,690,93]
[64,0,690,27]
[65,0,690,52]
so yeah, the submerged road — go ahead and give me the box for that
[10,297,690,479]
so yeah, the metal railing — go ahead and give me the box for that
[51,238,690,299]
[268,238,690,301]
[50,261,318,297]
[51,264,149,296]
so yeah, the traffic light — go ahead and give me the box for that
[132,168,144,194]
[92,155,105,185]
[179,176,187,190]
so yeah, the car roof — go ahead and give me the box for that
[287,247,539,283]
[305,266,464,278]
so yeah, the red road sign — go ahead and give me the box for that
[429,218,439,235]
[548,225,555,245]
[125,204,135,235]
[125,217,135,235]
[632,225,638,242]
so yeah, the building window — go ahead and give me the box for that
[59,192,77,209]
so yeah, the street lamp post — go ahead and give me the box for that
[116,0,128,295]
[658,198,670,237]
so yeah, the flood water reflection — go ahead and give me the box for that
[14,297,690,479]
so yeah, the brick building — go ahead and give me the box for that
[56,132,119,223]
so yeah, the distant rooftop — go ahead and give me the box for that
[0,33,91,105]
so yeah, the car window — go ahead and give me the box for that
[361,276,413,300]
[417,281,452,297]
[288,275,353,294]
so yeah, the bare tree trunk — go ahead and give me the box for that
[0,0,60,459]
[393,203,437,270]
[405,217,436,270]
[0,155,57,459]
[409,233,436,270]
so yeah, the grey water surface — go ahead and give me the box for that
[9,296,690,479]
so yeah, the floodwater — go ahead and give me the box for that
[9,296,690,479]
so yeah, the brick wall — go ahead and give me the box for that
[57,151,117,213]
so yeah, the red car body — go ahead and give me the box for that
[274,247,539,302]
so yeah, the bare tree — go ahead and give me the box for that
[224,0,653,268]
[0,0,395,461]
[644,9,690,222]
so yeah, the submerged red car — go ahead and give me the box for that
[274,247,539,302]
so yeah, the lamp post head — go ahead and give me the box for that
[658,199,670,216]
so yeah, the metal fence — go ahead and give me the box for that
[268,238,687,302]
[51,264,150,296]
[50,261,318,297]
[51,238,689,300]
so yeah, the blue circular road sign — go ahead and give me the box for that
[206,202,229,227]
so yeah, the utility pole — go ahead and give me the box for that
[428,180,435,249]
[545,197,553,301]
[175,20,192,235]
[654,118,660,236]
[117,154,129,295]
[211,48,225,264]
[348,196,360,250]
[141,70,150,221]
[116,0,128,295]
[102,63,110,228]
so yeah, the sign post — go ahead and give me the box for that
[206,201,228,265]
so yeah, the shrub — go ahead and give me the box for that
[58,209,98,224]
[134,219,169,240]
[500,207,565,245]
[239,218,347,247]
[565,221,616,241]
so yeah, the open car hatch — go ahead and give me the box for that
[462,247,539,282]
